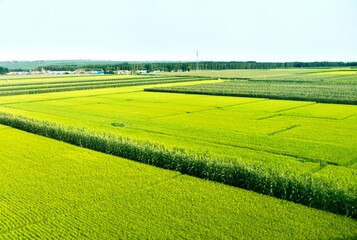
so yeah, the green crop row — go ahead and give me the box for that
[0,76,163,88]
[1,126,356,239]
[0,77,186,92]
[0,77,209,97]
[0,112,355,219]
[0,76,194,89]
[179,68,357,83]
[145,80,357,104]
[0,73,139,82]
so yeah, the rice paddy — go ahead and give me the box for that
[0,126,356,239]
[0,69,356,238]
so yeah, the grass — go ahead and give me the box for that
[0,125,356,239]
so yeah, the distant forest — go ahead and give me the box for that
[1,61,357,73]
[36,61,357,73]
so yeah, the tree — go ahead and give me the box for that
[144,64,153,73]
[181,63,188,72]
[166,64,174,72]
[0,67,9,75]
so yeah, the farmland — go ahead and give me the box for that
[0,69,356,238]
[0,75,211,96]
[146,80,357,104]
[147,69,357,104]
[0,125,356,239]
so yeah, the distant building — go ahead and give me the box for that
[90,71,104,75]
[7,72,26,75]
[75,69,86,74]
[116,70,132,74]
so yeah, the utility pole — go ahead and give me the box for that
[196,51,199,72]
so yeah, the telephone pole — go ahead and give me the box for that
[196,51,199,72]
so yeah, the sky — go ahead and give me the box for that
[0,0,356,62]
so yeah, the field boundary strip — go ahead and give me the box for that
[258,113,351,121]
[281,114,347,121]
[150,106,232,120]
[126,125,339,166]
[0,112,355,219]
[301,163,328,176]
[344,158,357,168]
[257,114,281,120]
[150,99,269,120]
[267,125,301,136]
[340,113,357,120]
[274,102,316,113]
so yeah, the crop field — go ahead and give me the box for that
[147,69,357,104]
[0,75,212,96]
[310,70,357,75]
[146,80,357,104]
[0,125,356,239]
[171,68,357,81]
[0,69,356,238]
[0,74,146,85]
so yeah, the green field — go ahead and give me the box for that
[0,75,212,96]
[147,69,357,104]
[0,125,356,239]
[0,69,356,238]
[175,68,357,81]
[0,83,355,175]
[146,80,357,104]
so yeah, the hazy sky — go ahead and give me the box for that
[0,0,356,62]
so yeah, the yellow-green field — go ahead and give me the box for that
[310,70,357,75]
[1,83,355,186]
[1,126,356,239]
[0,69,356,238]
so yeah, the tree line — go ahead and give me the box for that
[2,61,357,73]
[35,61,357,72]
